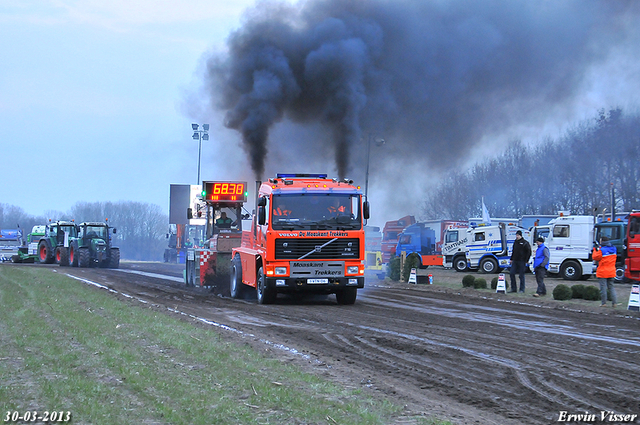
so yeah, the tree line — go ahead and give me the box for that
[0,201,168,261]
[422,107,640,220]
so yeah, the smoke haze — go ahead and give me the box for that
[203,0,640,208]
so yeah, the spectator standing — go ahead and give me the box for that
[592,236,618,307]
[533,237,550,297]
[509,230,532,293]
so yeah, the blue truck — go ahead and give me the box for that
[395,223,441,267]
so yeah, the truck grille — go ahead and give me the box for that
[275,238,360,260]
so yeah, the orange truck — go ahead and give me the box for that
[231,173,370,305]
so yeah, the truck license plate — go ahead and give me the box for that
[308,278,328,284]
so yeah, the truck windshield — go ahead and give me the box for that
[272,194,361,230]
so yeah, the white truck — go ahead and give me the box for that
[530,214,594,280]
[442,227,472,271]
[442,218,519,272]
[465,223,531,273]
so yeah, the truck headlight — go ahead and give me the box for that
[274,267,287,276]
[347,266,359,275]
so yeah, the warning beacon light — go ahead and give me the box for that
[202,181,248,203]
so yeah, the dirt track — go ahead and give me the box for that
[49,262,640,424]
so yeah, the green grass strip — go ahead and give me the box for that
[0,266,446,425]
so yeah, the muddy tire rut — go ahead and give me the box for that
[56,263,640,425]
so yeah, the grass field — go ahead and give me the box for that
[0,266,447,425]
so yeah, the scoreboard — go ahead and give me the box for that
[201,181,248,203]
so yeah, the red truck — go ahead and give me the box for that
[231,173,369,305]
[380,215,416,263]
[625,210,640,282]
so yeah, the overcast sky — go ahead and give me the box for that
[0,0,257,219]
[2,1,639,229]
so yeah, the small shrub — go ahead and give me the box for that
[583,285,601,301]
[553,284,572,301]
[571,284,586,299]
[491,277,499,290]
[389,255,401,282]
[474,277,487,289]
[402,254,421,282]
[462,274,476,288]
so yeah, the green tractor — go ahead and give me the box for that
[37,221,79,266]
[71,221,120,268]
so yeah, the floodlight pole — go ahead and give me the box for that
[192,123,209,184]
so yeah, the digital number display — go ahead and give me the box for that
[202,181,247,203]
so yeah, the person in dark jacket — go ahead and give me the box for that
[509,230,532,293]
[592,236,618,307]
[533,237,550,297]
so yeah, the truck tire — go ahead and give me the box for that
[230,255,245,299]
[78,247,90,268]
[453,256,468,272]
[480,257,498,274]
[336,287,357,305]
[108,248,120,268]
[256,266,276,304]
[69,243,79,267]
[57,247,70,266]
[560,260,581,280]
[615,265,625,282]
[38,240,55,264]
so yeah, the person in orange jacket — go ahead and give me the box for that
[592,236,618,307]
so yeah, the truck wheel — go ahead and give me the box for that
[230,256,245,299]
[57,247,70,266]
[560,260,581,280]
[108,248,120,268]
[256,266,276,304]
[453,256,468,272]
[480,257,498,273]
[614,265,625,282]
[336,287,357,305]
[69,243,79,267]
[38,240,54,264]
[78,247,90,268]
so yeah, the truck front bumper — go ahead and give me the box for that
[265,276,364,293]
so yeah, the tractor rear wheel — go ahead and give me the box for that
[38,240,54,264]
[78,247,90,268]
[57,247,70,266]
[108,248,120,268]
[69,243,78,267]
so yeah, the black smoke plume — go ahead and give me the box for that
[205,0,639,181]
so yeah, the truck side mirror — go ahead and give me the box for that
[258,196,267,207]
[113,228,117,234]
[187,208,193,219]
[258,206,266,225]
[363,201,370,220]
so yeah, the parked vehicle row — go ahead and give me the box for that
[10,220,119,268]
